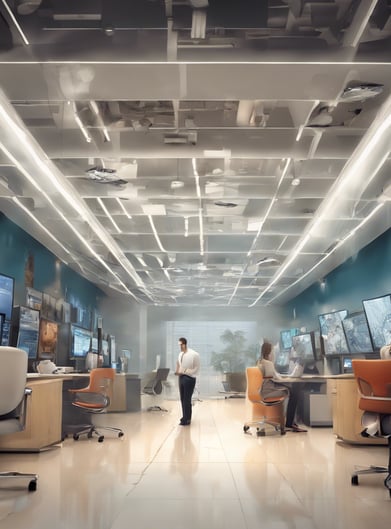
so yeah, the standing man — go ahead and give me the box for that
[175,337,200,426]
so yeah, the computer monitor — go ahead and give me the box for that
[291,332,316,362]
[16,306,40,360]
[362,294,391,350]
[91,336,98,353]
[280,328,300,350]
[342,356,353,374]
[318,309,349,355]
[0,313,4,344]
[275,350,290,373]
[1,319,10,346]
[342,311,373,354]
[0,273,14,321]
[70,324,92,359]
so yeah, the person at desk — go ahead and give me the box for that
[257,342,307,433]
[175,337,200,426]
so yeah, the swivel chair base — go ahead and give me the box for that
[243,418,286,437]
[0,471,38,491]
[66,423,124,443]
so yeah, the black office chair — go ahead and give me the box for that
[141,368,170,411]
[0,346,38,491]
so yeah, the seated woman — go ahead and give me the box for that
[257,342,307,433]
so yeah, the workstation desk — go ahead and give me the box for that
[0,372,141,452]
[282,374,387,445]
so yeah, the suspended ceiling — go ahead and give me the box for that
[0,0,390,307]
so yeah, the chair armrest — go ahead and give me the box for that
[18,387,32,430]
[359,394,391,402]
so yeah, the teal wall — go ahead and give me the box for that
[284,227,391,330]
[0,213,105,316]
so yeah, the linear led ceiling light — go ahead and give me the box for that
[192,158,204,256]
[250,95,391,307]
[148,215,166,252]
[72,102,91,143]
[1,0,29,45]
[97,198,121,233]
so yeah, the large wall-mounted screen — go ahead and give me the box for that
[362,294,391,350]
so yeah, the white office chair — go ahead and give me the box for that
[0,346,38,491]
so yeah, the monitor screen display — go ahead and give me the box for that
[280,328,299,350]
[291,332,316,361]
[342,312,373,354]
[342,356,353,373]
[362,294,391,350]
[17,306,40,359]
[318,310,349,355]
[71,325,92,358]
[1,319,10,346]
[0,313,4,344]
[91,337,98,353]
[275,350,290,367]
[0,273,14,321]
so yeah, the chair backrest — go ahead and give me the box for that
[246,367,263,404]
[352,359,391,414]
[88,368,115,398]
[0,346,28,416]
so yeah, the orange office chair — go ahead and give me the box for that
[351,359,391,497]
[67,368,124,443]
[243,366,286,436]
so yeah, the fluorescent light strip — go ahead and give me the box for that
[56,210,141,302]
[198,208,204,256]
[192,158,204,256]
[74,113,92,143]
[148,215,166,252]
[137,256,147,267]
[116,198,132,219]
[229,158,291,305]
[164,269,171,281]
[184,217,189,237]
[97,198,122,233]
[0,105,89,221]
[90,100,111,142]
[0,102,149,300]
[267,203,385,305]
[12,197,70,255]
[249,233,311,307]
[1,0,29,45]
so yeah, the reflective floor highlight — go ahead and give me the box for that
[0,398,390,529]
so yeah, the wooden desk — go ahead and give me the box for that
[328,377,387,445]
[0,378,63,452]
[108,373,141,412]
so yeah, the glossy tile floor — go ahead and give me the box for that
[0,397,390,529]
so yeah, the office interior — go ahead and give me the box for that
[1,1,391,528]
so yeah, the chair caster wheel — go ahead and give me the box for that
[73,434,79,441]
[243,425,250,433]
[28,480,37,492]
[98,436,104,442]
[351,475,359,486]
[280,429,286,435]
[118,432,124,438]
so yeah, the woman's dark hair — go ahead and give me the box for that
[179,337,187,345]
[261,342,272,358]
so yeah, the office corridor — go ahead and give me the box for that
[0,397,390,529]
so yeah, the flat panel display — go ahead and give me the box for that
[17,306,40,359]
[0,313,4,344]
[1,320,10,346]
[318,310,349,355]
[71,325,92,358]
[291,332,316,361]
[342,312,373,354]
[280,328,300,350]
[0,273,14,321]
[362,294,391,350]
